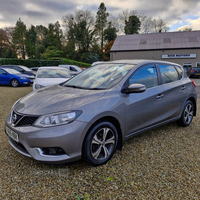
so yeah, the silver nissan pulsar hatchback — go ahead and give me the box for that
[5,60,197,166]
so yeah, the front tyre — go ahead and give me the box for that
[177,100,194,127]
[83,121,118,166]
[11,79,19,87]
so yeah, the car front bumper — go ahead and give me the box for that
[5,113,88,164]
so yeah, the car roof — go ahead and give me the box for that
[0,67,16,70]
[99,59,182,66]
[59,65,79,67]
[1,65,25,67]
[38,66,69,70]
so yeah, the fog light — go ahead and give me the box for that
[41,147,65,156]
[49,148,56,155]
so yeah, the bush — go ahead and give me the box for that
[0,58,59,68]
[59,58,91,68]
[0,58,91,69]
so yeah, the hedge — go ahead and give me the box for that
[0,58,91,68]
[59,58,91,68]
[0,58,59,68]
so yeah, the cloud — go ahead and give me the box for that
[0,0,200,31]
[178,17,200,31]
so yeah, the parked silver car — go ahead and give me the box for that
[58,65,83,76]
[33,66,71,91]
[5,60,197,166]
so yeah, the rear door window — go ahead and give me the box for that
[159,65,179,84]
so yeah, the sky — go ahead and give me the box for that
[0,0,200,32]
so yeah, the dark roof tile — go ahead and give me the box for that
[111,31,200,51]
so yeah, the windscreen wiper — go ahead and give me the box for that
[64,85,84,89]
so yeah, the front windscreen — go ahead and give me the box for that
[63,63,136,89]
[5,68,20,74]
[37,68,71,78]
[20,66,33,72]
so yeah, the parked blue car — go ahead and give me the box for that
[0,68,33,87]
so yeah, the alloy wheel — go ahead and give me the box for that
[11,79,19,87]
[184,103,193,124]
[91,127,115,161]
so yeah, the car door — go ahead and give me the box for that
[158,64,187,119]
[124,64,167,137]
[0,69,10,84]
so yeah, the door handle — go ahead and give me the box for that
[181,86,186,90]
[156,94,164,100]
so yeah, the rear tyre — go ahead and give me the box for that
[177,100,194,127]
[11,79,19,87]
[83,121,118,166]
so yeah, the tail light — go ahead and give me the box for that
[190,70,194,72]
[192,81,196,88]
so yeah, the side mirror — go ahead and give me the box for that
[2,72,8,75]
[122,83,146,94]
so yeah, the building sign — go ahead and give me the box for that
[162,54,196,59]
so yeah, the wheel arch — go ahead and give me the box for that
[187,97,196,116]
[82,116,123,157]
[10,78,20,86]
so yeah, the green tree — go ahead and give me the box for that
[95,2,109,50]
[13,18,26,59]
[25,25,37,59]
[62,10,95,60]
[74,20,94,52]
[35,25,48,59]
[41,46,63,60]
[124,15,141,34]
[46,21,63,50]
[35,25,48,47]
[104,22,117,43]
[0,29,7,57]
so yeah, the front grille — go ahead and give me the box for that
[17,116,39,126]
[11,110,39,127]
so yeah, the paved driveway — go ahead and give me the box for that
[0,85,199,199]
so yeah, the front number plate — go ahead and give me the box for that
[6,126,19,142]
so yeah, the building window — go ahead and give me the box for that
[183,63,192,75]
[196,63,200,67]
[183,63,192,70]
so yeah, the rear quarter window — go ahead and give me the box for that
[175,66,183,79]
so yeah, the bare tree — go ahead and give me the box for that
[140,16,154,33]
[118,10,169,34]
[118,9,141,33]
[62,10,95,36]
[74,9,94,29]
[152,17,169,33]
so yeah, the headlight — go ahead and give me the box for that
[20,77,28,80]
[34,111,82,127]
[35,84,44,89]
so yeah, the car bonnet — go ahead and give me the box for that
[14,84,106,115]
[34,78,70,86]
